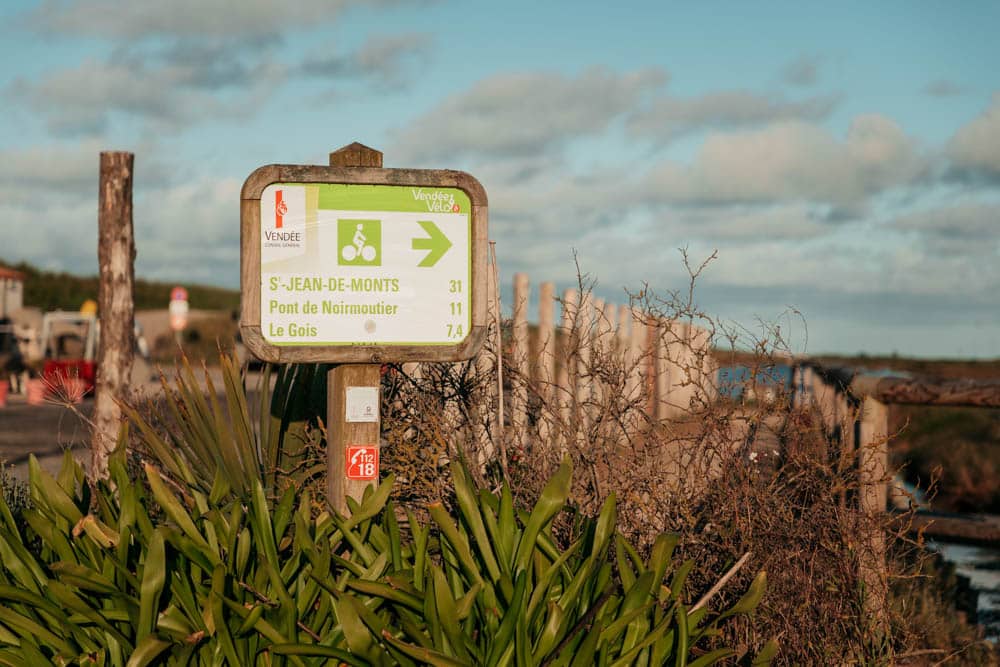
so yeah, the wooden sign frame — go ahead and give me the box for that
[240,164,488,363]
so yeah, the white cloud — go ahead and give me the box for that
[664,203,832,241]
[893,202,1000,257]
[894,202,1000,239]
[133,177,242,285]
[0,143,101,199]
[25,0,383,39]
[948,93,1000,179]
[299,33,432,87]
[627,90,837,143]
[392,66,667,162]
[643,115,924,209]
[0,153,242,286]
[7,58,237,136]
[0,199,98,274]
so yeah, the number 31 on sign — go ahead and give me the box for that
[346,445,379,481]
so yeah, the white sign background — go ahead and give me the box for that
[260,185,471,347]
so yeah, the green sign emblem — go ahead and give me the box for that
[338,219,381,266]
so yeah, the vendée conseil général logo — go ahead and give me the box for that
[263,188,304,249]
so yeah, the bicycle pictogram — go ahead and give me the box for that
[338,219,381,266]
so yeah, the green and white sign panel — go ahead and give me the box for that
[259,183,471,346]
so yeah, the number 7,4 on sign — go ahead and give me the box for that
[346,445,379,481]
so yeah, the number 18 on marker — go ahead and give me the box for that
[346,445,379,481]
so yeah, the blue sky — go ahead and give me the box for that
[1,1,999,358]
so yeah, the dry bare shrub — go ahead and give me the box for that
[369,253,993,664]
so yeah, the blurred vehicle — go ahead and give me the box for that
[37,311,153,396]
[40,311,98,393]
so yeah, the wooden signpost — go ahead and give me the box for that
[240,143,488,514]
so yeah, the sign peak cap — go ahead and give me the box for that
[330,142,383,168]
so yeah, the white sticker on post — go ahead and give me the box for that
[346,386,379,423]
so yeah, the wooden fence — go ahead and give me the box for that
[467,272,718,451]
[792,362,1000,626]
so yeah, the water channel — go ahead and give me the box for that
[933,541,1000,643]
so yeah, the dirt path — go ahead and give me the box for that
[0,367,266,483]
[0,396,93,480]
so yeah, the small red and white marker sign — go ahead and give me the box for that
[346,445,379,481]
[169,286,189,333]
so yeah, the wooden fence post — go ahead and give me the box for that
[576,291,593,435]
[474,250,500,470]
[557,289,578,453]
[537,282,556,447]
[626,308,644,426]
[665,320,692,418]
[791,365,804,410]
[511,273,529,446]
[688,325,714,406]
[591,297,606,413]
[857,395,889,630]
[616,304,631,358]
[93,151,136,478]
[655,319,671,421]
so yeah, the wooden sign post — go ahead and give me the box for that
[240,142,488,515]
[327,144,383,515]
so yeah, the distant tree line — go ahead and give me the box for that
[3,260,240,313]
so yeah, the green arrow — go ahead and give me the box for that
[411,220,452,267]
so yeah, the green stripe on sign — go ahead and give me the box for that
[315,184,471,214]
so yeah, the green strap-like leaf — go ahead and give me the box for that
[0,605,77,657]
[137,528,167,641]
[513,458,572,574]
[143,464,216,560]
[270,643,370,665]
[333,595,376,661]
[450,462,502,584]
[431,565,471,662]
[717,571,767,621]
[751,637,779,666]
[28,455,83,525]
[125,634,172,667]
[380,630,469,667]
[428,504,483,588]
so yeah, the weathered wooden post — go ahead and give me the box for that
[626,307,644,420]
[663,320,692,418]
[557,288,578,453]
[577,291,593,435]
[591,297,606,412]
[327,144,384,511]
[511,272,529,446]
[93,151,135,477]
[537,282,556,446]
[655,319,671,421]
[857,394,889,630]
[240,143,487,515]
[475,252,500,469]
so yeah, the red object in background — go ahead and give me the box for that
[42,360,96,396]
